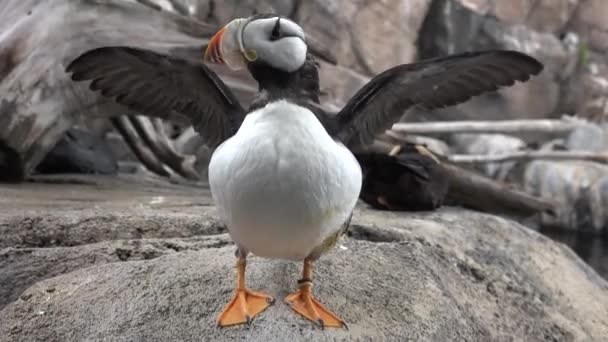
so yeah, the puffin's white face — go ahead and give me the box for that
[204,16,307,73]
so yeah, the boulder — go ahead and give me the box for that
[573,59,608,122]
[588,177,608,233]
[297,0,431,76]
[1,177,607,341]
[0,235,232,310]
[456,0,580,34]
[450,134,526,181]
[35,128,118,175]
[417,0,573,121]
[521,123,608,233]
[569,0,608,53]
[525,161,608,233]
[566,123,608,152]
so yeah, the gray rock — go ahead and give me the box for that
[35,128,118,175]
[1,178,607,341]
[297,0,431,76]
[0,235,232,309]
[566,124,608,152]
[451,134,526,181]
[452,0,580,34]
[418,0,570,121]
[569,0,608,53]
[525,161,608,233]
[589,177,608,232]
[560,51,608,122]
[0,176,222,250]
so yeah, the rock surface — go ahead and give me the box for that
[525,160,608,234]
[418,0,569,121]
[35,128,118,175]
[450,134,526,182]
[1,176,607,341]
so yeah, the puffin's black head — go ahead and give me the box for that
[204,14,307,73]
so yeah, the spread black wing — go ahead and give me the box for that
[333,50,543,148]
[66,46,245,147]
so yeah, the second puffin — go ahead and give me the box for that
[67,14,543,328]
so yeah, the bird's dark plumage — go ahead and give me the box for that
[333,50,543,148]
[66,47,245,147]
[357,144,449,211]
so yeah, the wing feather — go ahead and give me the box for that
[334,50,543,148]
[67,46,245,147]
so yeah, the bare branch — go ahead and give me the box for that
[442,163,558,217]
[151,118,199,180]
[111,116,170,178]
[390,117,586,136]
[447,151,608,164]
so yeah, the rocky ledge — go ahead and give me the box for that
[0,175,607,341]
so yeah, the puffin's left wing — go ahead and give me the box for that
[67,46,245,147]
[332,50,543,148]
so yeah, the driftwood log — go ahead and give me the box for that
[0,0,217,181]
[441,163,557,218]
[446,151,608,164]
[0,0,338,181]
[390,117,585,137]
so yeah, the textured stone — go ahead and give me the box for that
[570,0,608,52]
[418,0,570,121]
[450,134,526,181]
[525,161,608,233]
[35,128,118,175]
[297,0,431,76]
[455,0,579,34]
[526,0,579,33]
[589,177,608,232]
[566,124,608,152]
[0,235,232,309]
[1,178,607,341]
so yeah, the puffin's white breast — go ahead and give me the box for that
[208,100,362,260]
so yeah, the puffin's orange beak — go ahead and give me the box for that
[204,26,227,64]
[203,18,249,71]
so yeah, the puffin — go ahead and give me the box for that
[66,14,543,328]
[356,143,449,211]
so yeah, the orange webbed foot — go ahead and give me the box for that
[284,258,346,329]
[218,256,274,327]
[285,285,345,329]
[217,288,275,327]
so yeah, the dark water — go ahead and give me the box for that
[542,229,608,281]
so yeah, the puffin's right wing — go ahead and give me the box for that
[67,46,245,147]
[332,50,543,148]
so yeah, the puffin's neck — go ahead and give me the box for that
[248,54,320,109]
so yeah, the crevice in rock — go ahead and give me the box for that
[1,215,228,249]
[0,138,23,182]
[113,238,232,262]
[163,242,182,252]
[456,260,486,283]
[115,247,132,261]
[346,224,405,243]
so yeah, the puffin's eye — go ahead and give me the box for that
[270,18,281,40]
